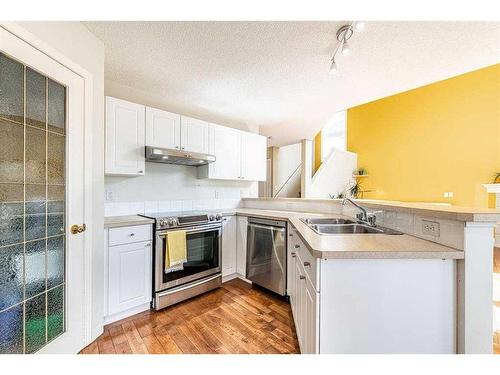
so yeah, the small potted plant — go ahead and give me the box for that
[348,180,362,199]
[494,172,500,184]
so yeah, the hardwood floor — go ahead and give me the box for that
[80,278,300,354]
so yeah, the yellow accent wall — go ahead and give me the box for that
[313,132,322,173]
[347,64,500,208]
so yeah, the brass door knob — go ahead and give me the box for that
[70,224,86,234]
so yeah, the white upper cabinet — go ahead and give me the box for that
[199,124,267,181]
[240,131,267,181]
[105,96,145,176]
[145,107,181,150]
[206,123,241,180]
[180,116,209,154]
[105,96,266,180]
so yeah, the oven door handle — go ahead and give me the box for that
[156,274,221,297]
[157,225,221,237]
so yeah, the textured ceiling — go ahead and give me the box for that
[84,21,500,146]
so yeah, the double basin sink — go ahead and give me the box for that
[300,217,403,235]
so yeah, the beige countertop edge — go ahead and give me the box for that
[104,215,155,228]
[241,198,500,223]
[104,210,464,260]
[232,208,464,260]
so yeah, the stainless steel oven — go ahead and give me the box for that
[140,211,223,310]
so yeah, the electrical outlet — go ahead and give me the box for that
[422,220,440,237]
[105,190,114,202]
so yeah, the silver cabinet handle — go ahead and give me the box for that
[138,170,143,173]
[289,233,293,237]
[294,244,300,249]
[129,233,135,236]
[181,147,185,150]
[299,275,306,280]
[304,261,310,267]
[175,146,179,149]
[146,243,151,247]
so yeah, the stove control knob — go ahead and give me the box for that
[159,219,167,227]
[215,213,222,221]
[168,218,176,226]
[209,214,215,221]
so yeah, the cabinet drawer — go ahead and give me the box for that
[292,235,319,291]
[109,224,152,246]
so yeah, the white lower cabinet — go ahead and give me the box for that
[105,224,153,324]
[287,227,319,354]
[222,216,237,277]
[236,216,248,277]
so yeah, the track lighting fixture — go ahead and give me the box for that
[329,21,365,74]
[329,58,337,74]
[354,21,365,32]
[340,41,351,56]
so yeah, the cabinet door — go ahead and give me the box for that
[108,241,152,315]
[236,216,248,277]
[180,116,209,154]
[105,96,146,175]
[207,124,241,180]
[240,132,267,181]
[287,232,297,305]
[304,278,318,354]
[145,107,181,149]
[294,258,304,348]
[222,216,237,277]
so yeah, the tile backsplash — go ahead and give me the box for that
[105,161,257,217]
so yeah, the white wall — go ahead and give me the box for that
[309,148,357,199]
[105,162,258,216]
[10,22,105,341]
[274,142,301,196]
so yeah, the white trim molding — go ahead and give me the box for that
[457,221,496,353]
[1,22,99,346]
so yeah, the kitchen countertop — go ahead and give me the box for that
[104,215,154,228]
[104,209,464,260]
[233,208,464,260]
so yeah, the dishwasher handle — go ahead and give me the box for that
[247,222,286,233]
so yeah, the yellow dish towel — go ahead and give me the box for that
[165,230,187,272]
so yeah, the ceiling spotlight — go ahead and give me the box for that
[328,22,364,74]
[341,41,351,56]
[354,21,365,32]
[329,59,337,74]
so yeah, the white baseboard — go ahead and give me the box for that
[103,302,151,325]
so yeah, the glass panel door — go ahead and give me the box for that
[0,52,66,354]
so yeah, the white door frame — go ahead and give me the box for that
[0,22,95,352]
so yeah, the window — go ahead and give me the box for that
[321,111,347,161]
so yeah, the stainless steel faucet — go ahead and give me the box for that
[342,198,369,223]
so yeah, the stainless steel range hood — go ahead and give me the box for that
[145,146,216,166]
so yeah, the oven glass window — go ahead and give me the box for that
[162,229,219,283]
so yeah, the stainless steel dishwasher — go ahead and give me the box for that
[246,217,287,296]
